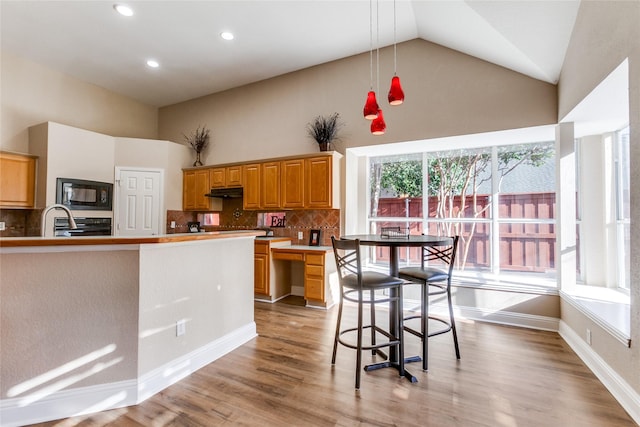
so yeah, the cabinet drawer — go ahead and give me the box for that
[305,264,324,278]
[305,277,324,301]
[306,253,325,266]
[254,242,269,255]
[272,252,304,261]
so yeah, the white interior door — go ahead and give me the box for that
[115,168,163,236]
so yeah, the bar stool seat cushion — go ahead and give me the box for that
[342,272,405,290]
[398,266,448,283]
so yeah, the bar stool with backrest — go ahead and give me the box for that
[331,236,406,390]
[398,235,460,371]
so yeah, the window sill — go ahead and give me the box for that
[560,285,630,347]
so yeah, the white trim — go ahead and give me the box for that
[419,301,560,332]
[0,322,257,427]
[559,321,640,425]
[0,380,138,427]
[560,290,630,346]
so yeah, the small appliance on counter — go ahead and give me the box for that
[188,221,201,233]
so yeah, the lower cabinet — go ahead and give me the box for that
[304,253,326,302]
[270,246,337,308]
[254,240,270,295]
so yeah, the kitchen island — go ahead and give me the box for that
[0,230,262,427]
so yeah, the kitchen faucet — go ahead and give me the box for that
[41,204,77,236]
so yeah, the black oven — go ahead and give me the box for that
[56,178,113,211]
[54,217,112,237]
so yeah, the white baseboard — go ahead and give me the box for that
[0,322,257,427]
[0,379,138,427]
[559,321,640,425]
[405,300,560,332]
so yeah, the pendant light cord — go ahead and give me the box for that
[369,0,373,91]
[376,0,380,95]
[393,0,397,76]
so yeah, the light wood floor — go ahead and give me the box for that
[30,297,635,427]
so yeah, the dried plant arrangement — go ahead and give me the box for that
[183,126,210,166]
[306,112,344,151]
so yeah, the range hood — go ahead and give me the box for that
[205,187,243,198]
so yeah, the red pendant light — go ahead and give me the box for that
[370,109,386,135]
[363,91,379,120]
[388,75,404,105]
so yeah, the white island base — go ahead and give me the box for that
[0,232,259,426]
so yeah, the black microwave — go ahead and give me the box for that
[56,178,113,211]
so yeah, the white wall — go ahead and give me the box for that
[1,50,158,153]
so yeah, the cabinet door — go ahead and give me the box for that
[305,156,332,208]
[210,167,226,188]
[243,164,261,209]
[183,171,196,210]
[0,152,36,208]
[226,166,243,187]
[183,169,211,211]
[194,169,211,210]
[254,241,270,295]
[304,253,325,301]
[261,161,281,209]
[281,159,304,209]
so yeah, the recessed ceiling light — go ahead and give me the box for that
[220,32,234,41]
[114,4,134,17]
[146,60,159,68]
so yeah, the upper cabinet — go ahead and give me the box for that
[0,152,37,208]
[183,169,212,211]
[281,159,305,209]
[242,163,261,210]
[187,152,341,211]
[305,155,335,209]
[211,165,243,189]
[210,167,226,188]
[261,161,281,209]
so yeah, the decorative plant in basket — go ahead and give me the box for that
[306,112,344,152]
[183,126,210,166]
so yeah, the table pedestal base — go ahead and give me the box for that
[364,355,421,383]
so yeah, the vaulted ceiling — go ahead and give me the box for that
[1,1,581,107]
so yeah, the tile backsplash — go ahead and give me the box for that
[166,197,340,246]
[0,209,42,237]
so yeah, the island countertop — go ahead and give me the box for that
[0,230,265,247]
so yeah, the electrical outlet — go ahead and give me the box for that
[0,222,5,231]
[586,328,592,345]
[170,220,176,229]
[176,319,186,336]
[298,231,303,240]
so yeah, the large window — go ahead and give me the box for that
[615,126,630,290]
[368,141,556,286]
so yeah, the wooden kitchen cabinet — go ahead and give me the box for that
[254,240,270,295]
[243,163,261,209]
[281,159,305,209]
[211,166,243,188]
[305,155,335,209]
[226,165,243,187]
[210,167,226,188]
[183,169,211,211]
[304,253,326,301]
[0,151,37,208]
[261,161,281,209]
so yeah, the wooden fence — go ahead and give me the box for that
[372,193,556,273]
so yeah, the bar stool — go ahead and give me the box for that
[398,235,460,371]
[331,236,406,390]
